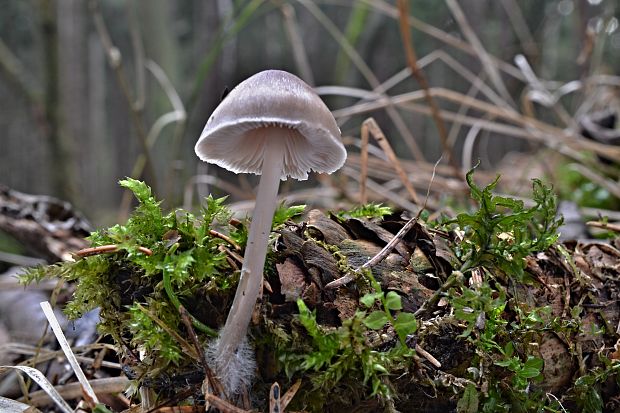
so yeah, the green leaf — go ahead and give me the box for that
[457,383,479,413]
[360,292,381,308]
[363,311,389,330]
[583,387,603,413]
[519,356,543,378]
[372,363,389,374]
[273,203,306,228]
[384,291,403,310]
[494,357,516,368]
[394,312,417,337]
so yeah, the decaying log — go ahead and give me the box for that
[0,185,91,262]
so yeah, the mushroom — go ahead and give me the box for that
[195,69,346,395]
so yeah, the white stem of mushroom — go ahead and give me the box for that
[214,128,286,374]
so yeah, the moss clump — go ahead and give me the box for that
[23,179,245,387]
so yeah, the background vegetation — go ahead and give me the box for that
[0,0,619,223]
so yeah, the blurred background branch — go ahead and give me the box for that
[0,0,618,231]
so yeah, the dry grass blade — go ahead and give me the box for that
[568,163,620,199]
[586,221,620,233]
[1,343,122,371]
[514,54,574,127]
[0,366,73,413]
[280,4,315,85]
[280,380,301,411]
[269,382,280,413]
[0,395,42,413]
[135,303,200,361]
[362,0,525,80]
[359,118,369,204]
[22,377,129,409]
[445,0,514,106]
[40,301,99,404]
[342,167,419,213]
[361,118,421,206]
[333,85,620,163]
[89,0,157,198]
[297,0,426,161]
[499,0,539,59]
[396,0,459,175]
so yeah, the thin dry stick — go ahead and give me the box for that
[363,118,421,206]
[360,118,370,204]
[444,0,515,107]
[21,377,129,408]
[178,305,225,400]
[499,0,539,60]
[396,0,460,177]
[414,344,441,368]
[269,382,281,413]
[280,380,302,411]
[362,0,525,81]
[89,0,158,196]
[209,229,241,251]
[327,157,440,289]
[204,393,252,413]
[75,244,153,257]
[280,4,315,86]
[297,0,426,162]
[586,221,620,232]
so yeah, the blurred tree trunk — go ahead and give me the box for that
[188,0,231,205]
[40,0,77,204]
[58,0,88,211]
[137,0,179,174]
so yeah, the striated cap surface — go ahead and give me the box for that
[195,70,346,180]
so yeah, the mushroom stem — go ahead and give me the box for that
[214,129,286,380]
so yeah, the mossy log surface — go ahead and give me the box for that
[260,210,620,412]
[16,192,620,412]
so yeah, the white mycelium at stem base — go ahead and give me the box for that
[209,129,286,394]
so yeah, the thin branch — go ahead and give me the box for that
[499,0,539,60]
[280,4,315,85]
[128,0,145,111]
[396,0,460,177]
[297,0,426,162]
[360,0,525,81]
[362,118,421,206]
[89,0,158,195]
[445,0,515,107]
[0,38,41,105]
[326,157,440,290]
[360,118,370,204]
[126,59,187,188]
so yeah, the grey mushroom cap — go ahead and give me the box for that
[194,70,346,180]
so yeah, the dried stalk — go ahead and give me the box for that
[361,118,421,206]
[396,0,460,177]
[89,0,158,196]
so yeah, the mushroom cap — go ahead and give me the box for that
[195,70,346,180]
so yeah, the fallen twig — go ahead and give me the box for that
[75,244,152,258]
